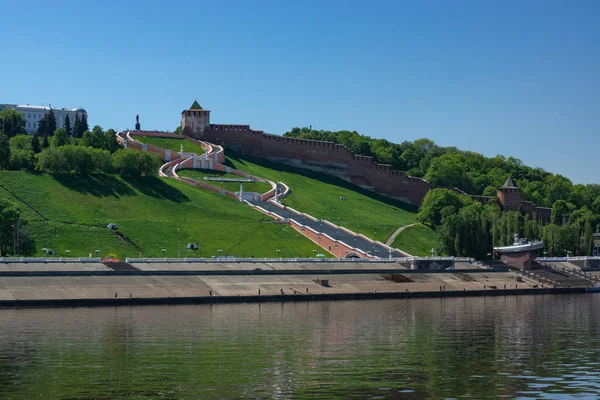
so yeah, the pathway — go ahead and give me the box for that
[116,131,409,259]
[385,223,417,246]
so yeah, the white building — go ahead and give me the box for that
[0,104,87,134]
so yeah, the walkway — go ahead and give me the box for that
[255,201,404,258]
[116,131,409,259]
[385,223,417,246]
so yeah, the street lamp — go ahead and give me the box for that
[312,249,317,258]
[218,249,222,258]
[276,249,280,258]
[11,225,16,256]
[177,228,181,258]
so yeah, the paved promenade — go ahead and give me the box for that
[0,261,566,306]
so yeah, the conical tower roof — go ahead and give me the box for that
[190,100,203,110]
[501,176,519,189]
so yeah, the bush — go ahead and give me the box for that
[112,149,162,178]
[36,145,113,175]
[36,147,69,174]
[9,149,35,171]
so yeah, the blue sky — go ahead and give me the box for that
[1,0,598,183]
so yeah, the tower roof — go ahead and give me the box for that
[190,100,203,110]
[501,176,519,189]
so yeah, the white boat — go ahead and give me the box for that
[494,234,544,254]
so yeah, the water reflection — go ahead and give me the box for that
[0,294,599,399]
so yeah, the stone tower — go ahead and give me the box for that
[497,176,522,211]
[181,100,210,139]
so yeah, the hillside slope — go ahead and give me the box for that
[0,171,320,258]
[224,153,419,243]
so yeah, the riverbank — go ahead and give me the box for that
[0,260,588,308]
[0,286,586,308]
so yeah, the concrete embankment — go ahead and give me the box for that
[0,287,586,308]
[0,261,586,308]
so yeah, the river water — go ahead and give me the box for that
[1,295,599,399]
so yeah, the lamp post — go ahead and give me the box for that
[218,249,222,259]
[11,225,16,256]
[177,228,181,258]
[312,249,316,258]
[276,249,280,259]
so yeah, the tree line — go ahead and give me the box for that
[284,127,600,213]
[417,188,598,258]
[0,110,162,178]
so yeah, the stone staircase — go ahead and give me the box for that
[524,264,594,288]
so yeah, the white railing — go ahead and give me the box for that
[0,257,102,263]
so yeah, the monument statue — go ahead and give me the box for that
[135,114,141,131]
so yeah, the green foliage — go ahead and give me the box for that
[81,130,102,148]
[0,133,10,170]
[174,126,183,135]
[52,128,69,147]
[0,108,26,138]
[72,113,88,138]
[42,135,49,149]
[551,200,576,225]
[64,114,72,137]
[37,109,57,138]
[9,149,35,170]
[31,133,41,154]
[9,134,31,151]
[417,189,471,228]
[36,145,113,175]
[112,148,162,178]
[284,127,599,211]
[0,198,27,256]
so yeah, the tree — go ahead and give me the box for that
[174,126,183,135]
[80,113,89,133]
[102,129,120,153]
[0,133,10,170]
[31,133,41,154]
[0,109,26,138]
[73,113,81,138]
[9,149,35,171]
[8,135,31,151]
[64,114,72,138]
[551,200,576,225]
[417,188,471,228]
[0,198,24,256]
[36,109,57,138]
[42,135,49,149]
[51,128,69,147]
[81,130,102,148]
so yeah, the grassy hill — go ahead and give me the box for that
[224,153,419,243]
[391,223,439,256]
[177,169,272,194]
[0,171,320,259]
[135,136,205,155]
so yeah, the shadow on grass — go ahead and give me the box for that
[53,174,189,202]
[225,152,418,213]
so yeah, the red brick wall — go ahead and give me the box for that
[179,120,551,218]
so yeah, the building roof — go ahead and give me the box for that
[190,100,203,110]
[501,176,519,189]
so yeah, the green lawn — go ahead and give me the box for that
[177,169,272,194]
[391,223,439,256]
[0,171,321,259]
[224,153,418,243]
[135,136,205,155]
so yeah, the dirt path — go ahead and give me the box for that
[385,223,417,246]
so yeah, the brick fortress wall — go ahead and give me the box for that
[181,107,551,222]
